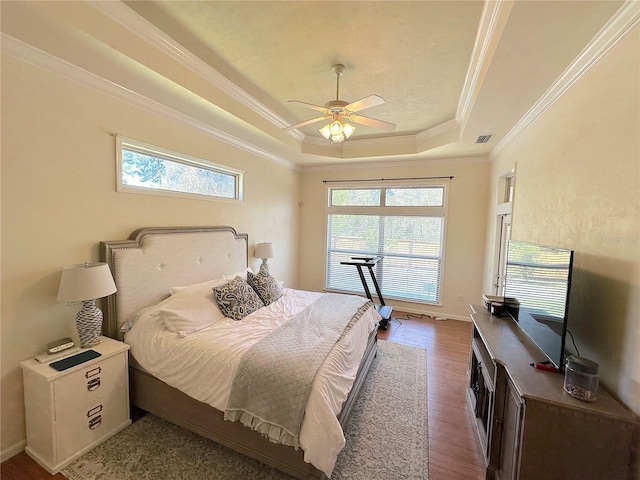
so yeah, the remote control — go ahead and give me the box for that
[47,337,75,354]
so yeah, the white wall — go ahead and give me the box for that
[484,26,639,415]
[298,159,491,320]
[0,54,300,457]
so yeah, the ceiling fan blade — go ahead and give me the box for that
[287,100,327,113]
[344,94,385,113]
[283,115,328,131]
[350,114,396,131]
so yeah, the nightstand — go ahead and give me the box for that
[20,336,131,474]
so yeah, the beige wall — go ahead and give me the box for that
[1,54,300,456]
[298,159,491,319]
[485,27,639,415]
[3,3,636,465]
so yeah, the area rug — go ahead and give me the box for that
[62,340,428,480]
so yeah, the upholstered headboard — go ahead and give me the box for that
[100,226,248,340]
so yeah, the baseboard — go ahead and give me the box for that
[1,439,26,463]
[389,304,471,322]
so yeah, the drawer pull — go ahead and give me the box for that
[88,415,102,430]
[85,366,101,378]
[87,378,101,391]
[87,404,103,417]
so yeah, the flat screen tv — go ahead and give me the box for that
[503,240,574,371]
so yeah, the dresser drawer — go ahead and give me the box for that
[54,353,127,420]
[55,386,129,461]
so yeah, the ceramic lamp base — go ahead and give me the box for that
[76,299,103,348]
[259,259,270,275]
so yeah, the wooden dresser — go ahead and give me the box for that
[467,305,639,480]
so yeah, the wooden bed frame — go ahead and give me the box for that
[100,226,378,479]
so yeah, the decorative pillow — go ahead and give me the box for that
[213,276,265,321]
[247,271,283,306]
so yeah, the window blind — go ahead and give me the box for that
[326,185,447,304]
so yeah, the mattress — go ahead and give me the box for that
[124,287,379,476]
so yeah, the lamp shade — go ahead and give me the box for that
[319,120,355,143]
[57,262,117,302]
[342,122,356,138]
[254,242,275,259]
[319,124,332,140]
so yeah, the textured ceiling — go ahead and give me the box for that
[2,0,627,165]
[122,0,624,162]
[126,1,483,138]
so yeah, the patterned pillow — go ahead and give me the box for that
[247,271,283,305]
[212,276,265,321]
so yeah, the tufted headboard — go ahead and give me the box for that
[100,226,248,340]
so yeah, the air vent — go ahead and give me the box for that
[476,134,492,144]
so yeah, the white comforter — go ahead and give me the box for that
[125,288,379,476]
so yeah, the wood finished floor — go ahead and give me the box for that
[1,312,485,480]
[378,312,485,480]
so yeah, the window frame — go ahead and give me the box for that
[116,136,244,202]
[325,181,449,306]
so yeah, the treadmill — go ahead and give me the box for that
[340,256,393,330]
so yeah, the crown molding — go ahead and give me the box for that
[1,33,298,171]
[302,154,490,173]
[492,0,640,158]
[299,0,512,154]
[300,130,418,159]
[301,118,461,158]
[456,0,513,126]
[89,1,466,156]
[6,0,628,166]
[88,1,296,135]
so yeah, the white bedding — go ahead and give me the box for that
[124,287,380,476]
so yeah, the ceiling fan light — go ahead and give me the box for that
[319,124,332,140]
[329,120,343,136]
[331,133,345,143]
[343,122,356,138]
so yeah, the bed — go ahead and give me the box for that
[99,226,380,479]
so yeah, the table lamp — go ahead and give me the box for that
[57,262,117,348]
[254,242,275,274]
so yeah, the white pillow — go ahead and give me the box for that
[121,300,168,332]
[223,267,254,282]
[159,289,226,337]
[170,276,227,295]
[122,284,227,336]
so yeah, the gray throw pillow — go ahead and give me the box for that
[212,277,265,321]
[247,271,283,306]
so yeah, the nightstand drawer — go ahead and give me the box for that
[56,386,128,461]
[54,353,127,420]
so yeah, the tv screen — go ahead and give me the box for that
[503,240,574,371]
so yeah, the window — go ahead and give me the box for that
[326,185,447,304]
[116,136,243,201]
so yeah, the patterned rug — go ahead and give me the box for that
[62,340,428,480]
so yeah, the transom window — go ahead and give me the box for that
[116,136,243,201]
[326,185,447,304]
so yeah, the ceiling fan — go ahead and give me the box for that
[283,64,396,143]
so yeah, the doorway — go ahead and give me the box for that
[495,214,511,295]
[493,170,514,295]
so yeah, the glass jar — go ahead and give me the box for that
[563,355,599,402]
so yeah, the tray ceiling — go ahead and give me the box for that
[1,1,629,166]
